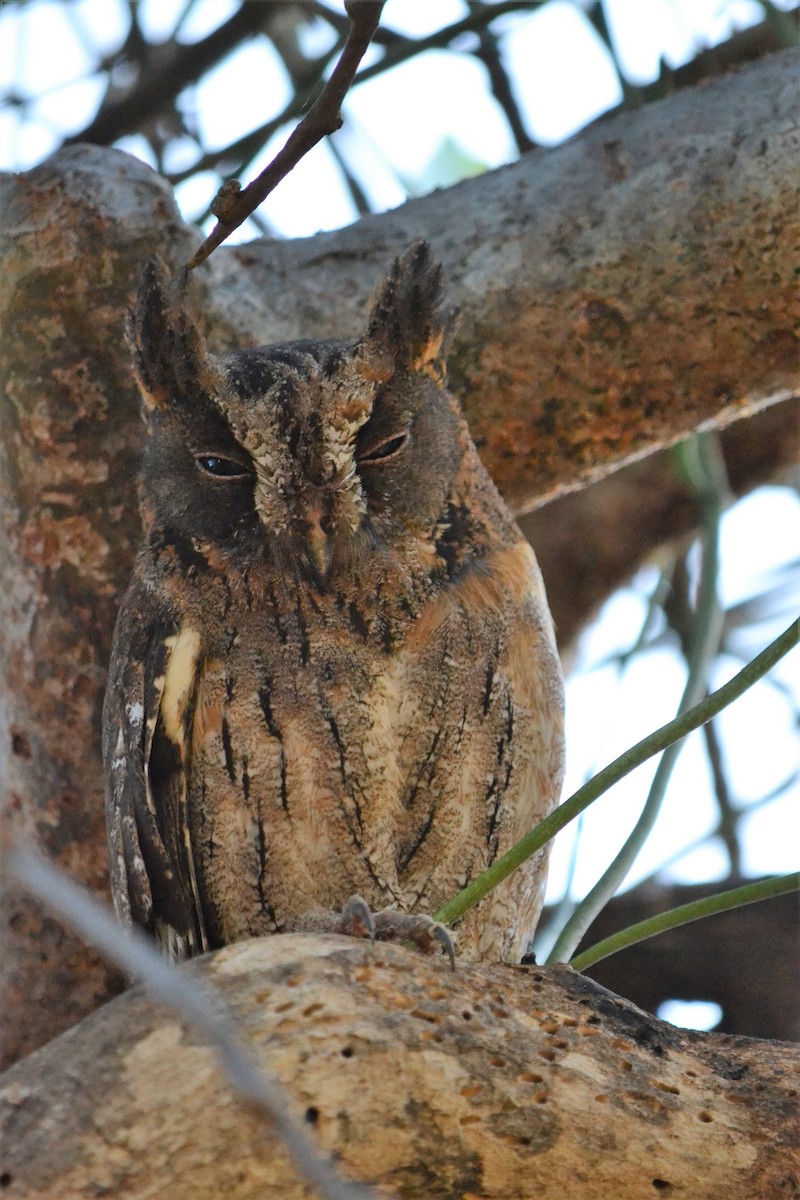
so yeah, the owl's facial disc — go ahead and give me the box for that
[214,344,383,573]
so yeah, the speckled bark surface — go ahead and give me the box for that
[1,937,796,1199]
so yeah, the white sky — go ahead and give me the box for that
[1,1,798,1022]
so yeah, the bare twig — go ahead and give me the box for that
[167,1,538,189]
[468,2,536,154]
[6,842,376,1200]
[185,1,386,270]
[64,3,275,148]
[701,707,742,873]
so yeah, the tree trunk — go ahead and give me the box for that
[0,937,796,1200]
[1,49,798,1069]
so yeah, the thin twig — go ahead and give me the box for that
[6,843,376,1200]
[468,2,536,154]
[169,1,537,189]
[65,3,274,148]
[185,1,386,270]
[701,712,742,875]
[328,132,374,218]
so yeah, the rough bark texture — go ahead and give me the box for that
[0,155,197,1068]
[1,49,798,1069]
[0,936,797,1200]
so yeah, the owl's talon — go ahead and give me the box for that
[335,894,376,941]
[430,923,457,971]
[373,910,456,969]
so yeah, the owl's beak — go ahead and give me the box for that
[302,504,332,578]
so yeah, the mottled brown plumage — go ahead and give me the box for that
[103,245,564,963]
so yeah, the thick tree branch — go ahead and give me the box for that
[6,843,372,1200]
[199,48,799,511]
[522,397,800,652]
[0,937,795,1199]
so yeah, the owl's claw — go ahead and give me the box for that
[335,894,376,941]
[331,896,455,968]
[430,922,457,971]
[373,909,456,970]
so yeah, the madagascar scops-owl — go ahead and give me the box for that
[103,244,564,964]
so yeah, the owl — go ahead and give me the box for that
[102,244,564,965]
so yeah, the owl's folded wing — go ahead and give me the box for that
[102,588,209,959]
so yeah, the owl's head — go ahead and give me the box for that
[131,244,470,585]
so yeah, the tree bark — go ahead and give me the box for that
[0,154,197,1069]
[1,49,798,1069]
[197,47,799,512]
[0,937,796,1200]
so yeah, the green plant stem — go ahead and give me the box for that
[547,433,727,963]
[569,872,800,972]
[433,615,799,930]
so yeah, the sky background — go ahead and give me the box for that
[2,0,798,1028]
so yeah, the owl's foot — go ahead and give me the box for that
[334,894,377,940]
[374,908,456,970]
[335,895,455,969]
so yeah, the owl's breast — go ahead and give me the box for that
[179,539,563,955]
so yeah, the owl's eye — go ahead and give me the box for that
[194,454,251,480]
[357,431,409,467]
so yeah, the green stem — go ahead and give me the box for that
[433,615,799,929]
[547,433,727,963]
[569,872,800,972]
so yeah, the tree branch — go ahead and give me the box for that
[569,879,800,1040]
[165,0,539,187]
[570,873,800,973]
[6,843,374,1200]
[1,936,795,1199]
[185,1,386,269]
[521,398,800,652]
[197,48,800,510]
[64,3,279,148]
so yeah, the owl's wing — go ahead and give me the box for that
[103,583,209,959]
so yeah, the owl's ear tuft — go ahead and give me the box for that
[129,256,213,414]
[362,242,452,378]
